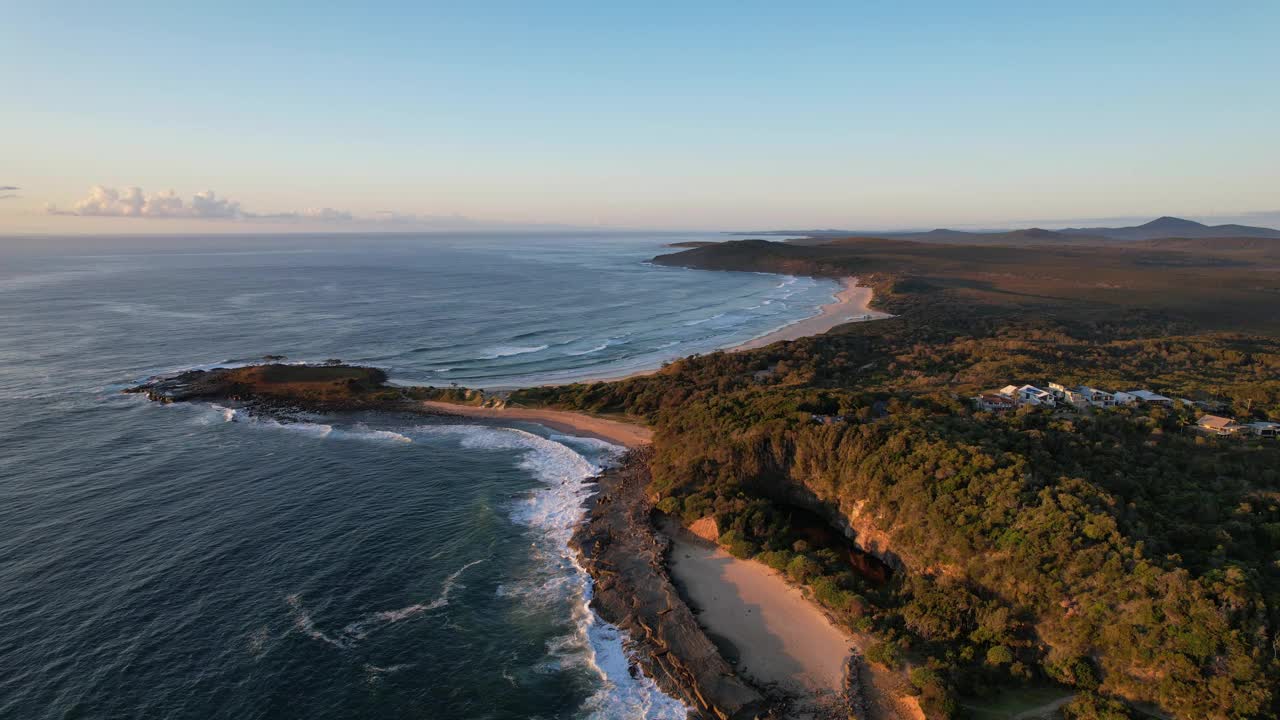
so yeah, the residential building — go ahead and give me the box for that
[1197,415,1245,436]
[1246,422,1280,439]
[1078,386,1116,407]
[974,393,1016,412]
[1115,390,1173,406]
[1009,384,1056,407]
[1048,382,1089,408]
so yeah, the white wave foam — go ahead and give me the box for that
[478,344,548,360]
[198,408,412,443]
[281,421,684,715]
[453,425,686,719]
[364,663,413,684]
[567,342,610,356]
[285,594,350,649]
[342,558,486,639]
[331,426,412,444]
[566,336,629,357]
[683,312,724,326]
[289,558,486,648]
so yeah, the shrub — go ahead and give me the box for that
[866,640,903,670]
[786,555,823,583]
[985,645,1015,666]
[1062,692,1133,720]
[655,496,681,515]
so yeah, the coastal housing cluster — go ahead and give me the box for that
[974,383,1280,439]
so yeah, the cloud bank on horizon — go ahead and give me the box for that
[46,186,353,223]
[33,185,578,231]
[0,185,18,200]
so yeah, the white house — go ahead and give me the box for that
[1078,386,1116,407]
[1115,390,1173,406]
[1246,422,1280,439]
[1005,384,1056,407]
[1048,382,1089,408]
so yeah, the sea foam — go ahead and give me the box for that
[478,344,549,360]
[415,423,687,719]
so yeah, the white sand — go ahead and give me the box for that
[732,276,891,352]
[665,526,921,720]
[665,530,852,695]
[420,401,652,448]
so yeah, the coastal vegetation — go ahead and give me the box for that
[506,238,1280,719]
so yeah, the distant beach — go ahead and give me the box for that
[579,275,888,384]
[730,276,890,352]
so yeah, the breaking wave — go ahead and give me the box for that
[192,405,413,443]
[287,558,487,649]
[478,344,549,360]
[414,424,687,719]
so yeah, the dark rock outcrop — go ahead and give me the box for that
[570,449,770,720]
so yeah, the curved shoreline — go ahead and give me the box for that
[579,275,885,384]
[416,278,890,717]
[124,272,891,718]
[729,277,890,352]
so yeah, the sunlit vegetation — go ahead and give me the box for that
[509,239,1280,719]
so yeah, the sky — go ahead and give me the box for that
[2,1,1278,234]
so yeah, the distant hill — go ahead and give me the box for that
[1059,216,1280,241]
[736,216,1280,246]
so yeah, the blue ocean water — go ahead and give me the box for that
[0,232,835,719]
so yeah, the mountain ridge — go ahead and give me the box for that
[735,216,1280,245]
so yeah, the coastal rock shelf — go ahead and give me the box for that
[570,449,771,720]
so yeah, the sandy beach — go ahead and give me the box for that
[731,276,891,352]
[423,277,906,714]
[665,523,922,720]
[665,528,851,698]
[420,400,652,448]
[580,276,887,384]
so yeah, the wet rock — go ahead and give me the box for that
[569,449,771,720]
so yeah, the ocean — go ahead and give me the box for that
[0,232,836,719]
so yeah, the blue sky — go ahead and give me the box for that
[2,1,1277,232]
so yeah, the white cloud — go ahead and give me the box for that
[46,186,357,223]
[49,186,243,218]
[40,184,587,231]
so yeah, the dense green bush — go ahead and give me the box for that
[513,262,1280,718]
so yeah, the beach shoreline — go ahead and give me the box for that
[419,400,653,448]
[577,275,886,384]
[125,270,894,718]
[730,276,890,352]
[662,520,853,713]
[664,521,922,720]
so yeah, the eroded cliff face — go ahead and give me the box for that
[780,476,963,582]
